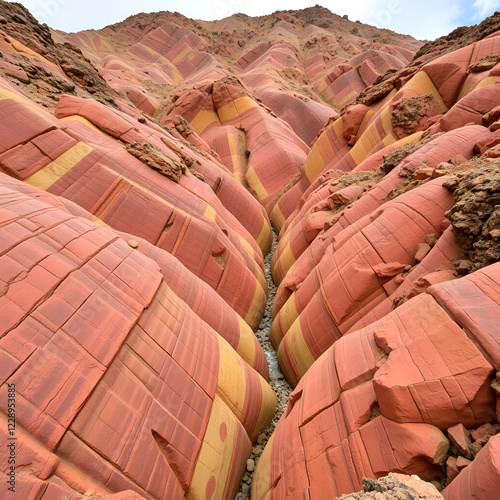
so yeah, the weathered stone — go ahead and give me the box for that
[447,423,473,459]
[415,242,431,262]
[446,456,460,484]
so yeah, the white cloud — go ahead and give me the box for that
[472,0,500,20]
[339,0,464,40]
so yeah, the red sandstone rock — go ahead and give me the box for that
[446,456,460,484]
[456,456,472,470]
[255,264,499,497]
[415,242,431,262]
[0,173,276,499]
[402,270,457,303]
[471,423,494,441]
[442,434,500,499]
[413,166,434,179]
[447,423,473,459]
[102,493,146,499]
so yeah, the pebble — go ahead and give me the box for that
[241,484,251,496]
[246,459,255,472]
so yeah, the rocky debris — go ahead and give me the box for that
[20,59,75,92]
[456,457,471,469]
[391,94,444,139]
[329,169,382,188]
[0,55,29,83]
[471,422,498,442]
[271,13,302,28]
[483,106,500,130]
[0,0,116,105]
[382,132,446,174]
[57,42,115,100]
[442,434,500,498]
[396,270,456,307]
[213,30,247,58]
[469,54,500,73]
[382,142,420,173]
[125,142,187,182]
[338,474,444,499]
[237,232,292,499]
[444,161,500,274]
[385,151,471,202]
[447,423,473,459]
[0,1,53,54]
[414,242,431,262]
[354,81,395,106]
[469,423,500,455]
[189,167,208,182]
[445,457,461,484]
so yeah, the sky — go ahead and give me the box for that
[6,0,500,40]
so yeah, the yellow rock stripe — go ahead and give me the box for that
[59,115,111,137]
[245,164,269,201]
[270,203,285,233]
[235,315,257,369]
[281,321,316,383]
[216,333,277,441]
[203,203,218,222]
[216,335,248,422]
[217,97,259,123]
[305,117,344,182]
[187,395,251,500]
[244,281,266,330]
[0,88,57,120]
[227,133,245,184]
[190,109,220,135]
[172,45,192,65]
[25,142,94,190]
[256,219,273,255]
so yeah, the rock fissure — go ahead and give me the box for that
[236,230,292,499]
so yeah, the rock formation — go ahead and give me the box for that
[0,1,499,499]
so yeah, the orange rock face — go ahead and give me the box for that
[0,173,276,498]
[1,1,500,498]
[253,271,498,497]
